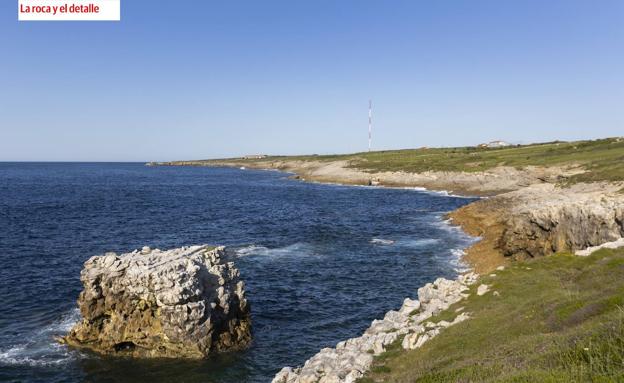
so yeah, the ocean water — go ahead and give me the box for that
[0,163,477,383]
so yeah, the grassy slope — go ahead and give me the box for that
[360,249,624,382]
[213,137,624,183]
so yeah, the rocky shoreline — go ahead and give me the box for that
[272,272,482,383]
[151,158,624,380]
[450,181,624,272]
[153,159,582,197]
[155,159,624,272]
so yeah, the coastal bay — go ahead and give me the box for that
[158,137,624,381]
[0,163,475,382]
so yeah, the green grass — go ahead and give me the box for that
[210,137,624,183]
[360,248,624,382]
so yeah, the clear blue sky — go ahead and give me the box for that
[1,1,623,161]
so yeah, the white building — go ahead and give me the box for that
[479,140,511,148]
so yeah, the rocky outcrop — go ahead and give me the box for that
[63,245,251,358]
[499,183,624,260]
[272,272,478,383]
[451,183,624,265]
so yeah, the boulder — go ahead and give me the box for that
[399,298,421,315]
[63,245,251,358]
[477,284,490,296]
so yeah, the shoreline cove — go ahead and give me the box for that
[150,158,624,380]
[268,209,479,383]
[1,163,477,382]
[272,268,480,383]
[149,163,486,382]
[152,162,490,269]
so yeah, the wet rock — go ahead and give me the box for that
[63,245,251,358]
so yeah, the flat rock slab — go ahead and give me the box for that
[63,245,251,358]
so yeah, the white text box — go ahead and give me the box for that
[18,0,120,21]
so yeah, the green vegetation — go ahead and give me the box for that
[226,137,624,183]
[359,248,624,382]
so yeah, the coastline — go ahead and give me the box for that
[153,158,624,273]
[154,161,495,382]
[153,157,624,382]
[153,159,509,272]
[272,270,481,383]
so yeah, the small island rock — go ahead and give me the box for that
[63,245,251,358]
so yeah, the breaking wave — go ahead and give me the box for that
[395,238,441,248]
[0,309,81,367]
[234,242,318,258]
[370,238,395,245]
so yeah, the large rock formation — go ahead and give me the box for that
[500,183,624,259]
[63,245,251,358]
[500,184,624,258]
[451,183,624,264]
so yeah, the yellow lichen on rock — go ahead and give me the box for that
[63,245,251,358]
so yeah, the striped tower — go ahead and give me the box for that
[368,100,372,152]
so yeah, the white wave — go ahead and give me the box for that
[0,309,81,367]
[405,186,477,198]
[370,238,395,245]
[451,248,466,257]
[432,217,460,231]
[449,248,471,273]
[432,217,480,244]
[299,179,479,198]
[371,237,441,248]
[235,244,269,256]
[234,243,317,258]
[395,238,440,248]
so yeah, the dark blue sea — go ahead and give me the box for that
[0,163,476,383]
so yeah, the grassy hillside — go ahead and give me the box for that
[360,248,624,382]
[212,137,624,183]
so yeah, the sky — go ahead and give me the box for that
[1,0,623,161]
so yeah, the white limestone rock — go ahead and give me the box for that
[64,245,251,358]
[477,284,490,296]
[576,237,624,256]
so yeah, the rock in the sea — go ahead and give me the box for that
[63,245,251,358]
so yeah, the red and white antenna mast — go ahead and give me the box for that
[368,100,372,152]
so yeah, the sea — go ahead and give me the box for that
[0,163,477,383]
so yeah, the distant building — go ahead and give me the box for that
[242,154,268,159]
[478,140,511,148]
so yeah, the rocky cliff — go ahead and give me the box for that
[63,245,251,358]
[451,183,624,265]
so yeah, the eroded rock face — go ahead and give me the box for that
[63,245,251,358]
[451,183,624,264]
[499,183,624,259]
